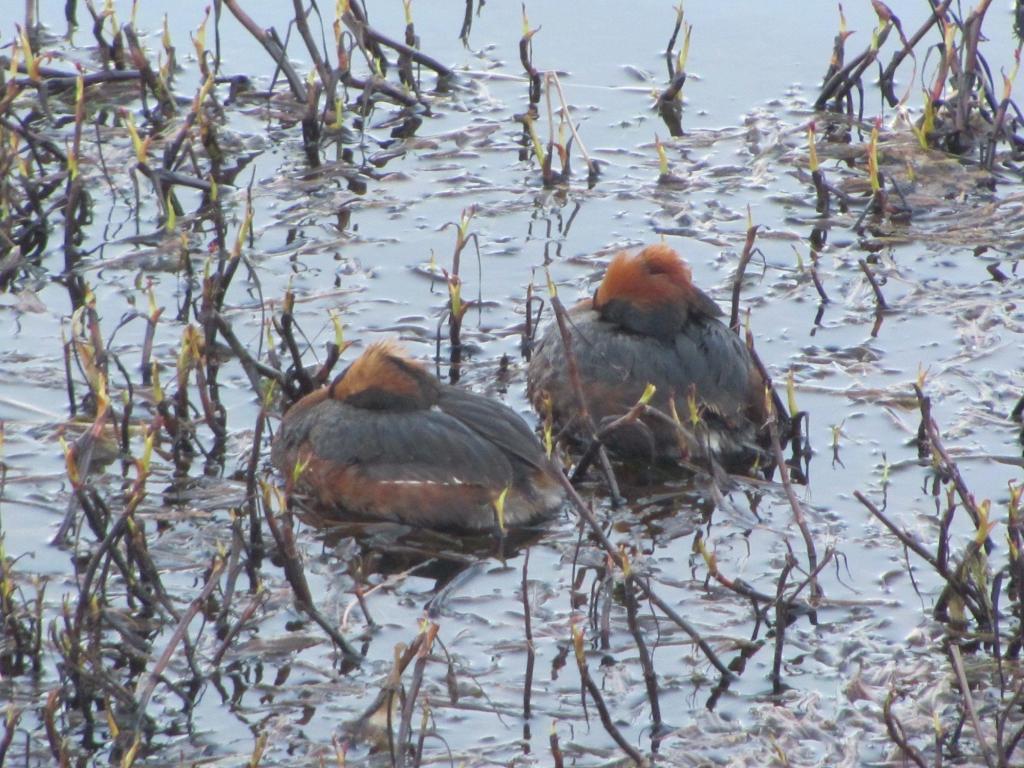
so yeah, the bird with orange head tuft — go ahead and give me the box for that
[272,341,565,529]
[527,244,782,472]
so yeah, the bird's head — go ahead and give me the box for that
[329,341,438,411]
[593,244,721,339]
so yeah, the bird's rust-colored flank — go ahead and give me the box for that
[528,243,781,471]
[272,341,565,530]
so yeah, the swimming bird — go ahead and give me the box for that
[527,243,778,471]
[272,341,565,529]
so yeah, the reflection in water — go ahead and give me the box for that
[317,517,548,587]
[5,0,1024,764]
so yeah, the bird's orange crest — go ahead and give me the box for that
[331,341,435,408]
[594,244,694,309]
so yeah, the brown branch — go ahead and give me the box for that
[770,554,795,694]
[730,222,760,332]
[553,466,734,677]
[947,640,997,768]
[809,261,829,303]
[221,0,308,102]
[522,549,535,720]
[623,573,661,730]
[879,0,953,106]
[212,312,289,394]
[211,589,267,666]
[123,24,176,117]
[132,556,226,732]
[549,294,623,504]
[632,576,735,679]
[768,420,820,597]
[573,629,650,767]
[0,707,22,765]
[349,632,426,739]
[858,258,888,311]
[815,22,893,110]
[853,489,986,625]
[343,8,453,79]
[263,500,361,660]
[395,622,439,768]
[955,0,994,141]
[883,688,929,768]
[290,0,332,92]
[914,384,985,528]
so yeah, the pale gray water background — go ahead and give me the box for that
[2,1,1023,765]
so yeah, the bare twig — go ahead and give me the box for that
[132,556,226,732]
[548,294,623,504]
[768,420,820,598]
[343,6,453,79]
[521,549,535,720]
[947,640,996,768]
[730,221,761,332]
[395,622,439,768]
[878,1,953,106]
[858,258,889,311]
[816,22,893,111]
[883,688,930,768]
[623,571,662,730]
[770,553,795,694]
[572,627,649,767]
[221,0,308,102]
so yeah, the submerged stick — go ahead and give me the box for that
[521,549,535,720]
[262,497,361,660]
[858,258,888,311]
[132,556,226,733]
[623,571,662,730]
[883,688,929,768]
[552,466,734,678]
[572,626,650,767]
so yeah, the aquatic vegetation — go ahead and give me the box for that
[0,1,1022,766]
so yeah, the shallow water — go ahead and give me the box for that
[2,1,1024,765]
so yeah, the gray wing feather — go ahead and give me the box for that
[438,388,547,472]
[276,399,513,487]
